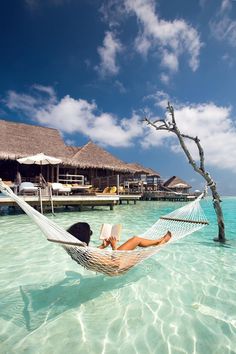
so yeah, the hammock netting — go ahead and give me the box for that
[0,180,208,276]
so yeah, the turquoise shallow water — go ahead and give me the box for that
[0,198,236,354]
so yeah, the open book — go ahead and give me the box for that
[100,223,122,241]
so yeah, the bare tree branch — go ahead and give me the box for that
[144,103,225,242]
[144,117,171,131]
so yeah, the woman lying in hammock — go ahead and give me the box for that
[67,222,172,250]
[64,222,172,275]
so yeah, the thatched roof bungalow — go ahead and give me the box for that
[163,176,192,193]
[0,119,147,184]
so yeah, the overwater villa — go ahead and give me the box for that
[0,119,194,210]
[125,163,162,192]
[0,119,162,191]
[163,176,192,194]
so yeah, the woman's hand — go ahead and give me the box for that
[109,236,117,250]
[98,238,110,249]
[103,238,110,248]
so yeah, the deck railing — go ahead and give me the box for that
[58,174,85,185]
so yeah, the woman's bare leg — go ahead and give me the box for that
[117,231,172,251]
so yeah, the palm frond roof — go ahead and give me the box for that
[163,176,191,189]
[65,141,137,172]
[0,119,68,160]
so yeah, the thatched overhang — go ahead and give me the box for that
[0,119,69,161]
[163,176,191,189]
[63,141,137,173]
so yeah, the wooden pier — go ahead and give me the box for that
[0,190,195,214]
[142,191,196,202]
[0,194,120,212]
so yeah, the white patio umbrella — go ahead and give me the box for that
[17,153,62,214]
[17,152,62,186]
[17,153,62,165]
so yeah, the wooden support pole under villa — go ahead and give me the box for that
[119,194,141,204]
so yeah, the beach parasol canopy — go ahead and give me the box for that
[17,153,62,165]
[174,183,189,188]
[17,153,62,187]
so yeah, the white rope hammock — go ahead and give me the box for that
[0,180,208,276]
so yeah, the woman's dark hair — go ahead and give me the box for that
[67,222,92,245]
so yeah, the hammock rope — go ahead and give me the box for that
[0,179,208,276]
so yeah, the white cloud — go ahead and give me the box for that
[96,31,123,77]
[210,16,236,47]
[6,91,38,116]
[160,73,170,85]
[220,0,232,12]
[5,88,143,148]
[65,138,76,146]
[134,34,152,57]
[144,90,170,109]
[124,0,202,72]
[222,53,234,67]
[5,85,57,116]
[141,126,171,149]
[161,51,178,72]
[143,93,236,173]
[99,0,126,29]
[210,0,236,47]
[114,80,127,93]
[32,84,56,99]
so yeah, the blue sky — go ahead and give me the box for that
[1,0,236,195]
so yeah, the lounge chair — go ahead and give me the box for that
[109,186,117,194]
[19,182,38,195]
[2,180,13,187]
[98,186,117,195]
[51,183,71,195]
[118,186,125,194]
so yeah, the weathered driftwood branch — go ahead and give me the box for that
[144,102,225,242]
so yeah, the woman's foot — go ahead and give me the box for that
[159,231,172,245]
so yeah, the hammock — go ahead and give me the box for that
[0,180,208,276]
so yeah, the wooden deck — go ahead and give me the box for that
[0,194,120,211]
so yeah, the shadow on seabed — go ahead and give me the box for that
[0,258,161,332]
